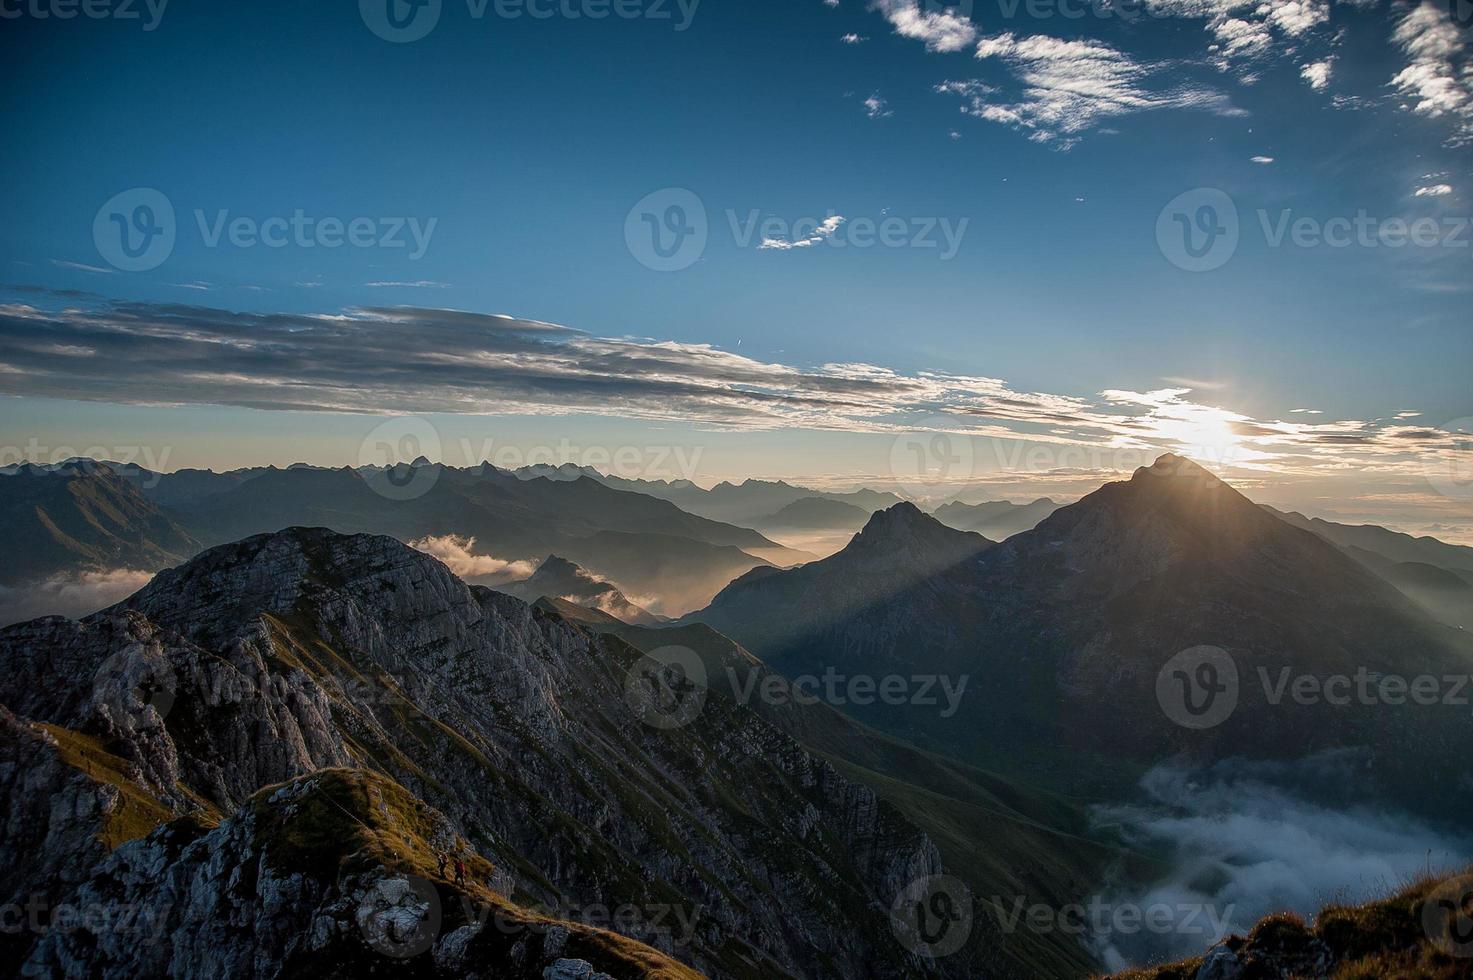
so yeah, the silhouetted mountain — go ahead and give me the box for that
[1266,507,1473,630]
[931,497,1059,540]
[1267,507,1473,575]
[693,456,1473,811]
[506,555,665,625]
[0,462,198,586]
[692,502,993,658]
[756,496,871,531]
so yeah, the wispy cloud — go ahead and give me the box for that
[1414,183,1454,198]
[365,280,452,288]
[1389,1,1473,147]
[941,34,1242,149]
[868,0,977,53]
[51,259,116,275]
[760,216,846,250]
[864,93,893,118]
[1300,58,1333,91]
[1250,155,1274,164]
[840,32,866,43]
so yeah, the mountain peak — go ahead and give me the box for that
[848,501,991,559]
[1130,453,1224,486]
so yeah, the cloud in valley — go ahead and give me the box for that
[407,535,537,586]
[1089,754,1472,969]
[0,568,154,627]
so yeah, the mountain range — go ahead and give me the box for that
[693,456,1473,812]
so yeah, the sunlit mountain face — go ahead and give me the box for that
[2,2,1471,978]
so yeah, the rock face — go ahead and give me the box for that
[0,527,970,978]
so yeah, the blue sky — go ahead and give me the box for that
[1,0,1470,534]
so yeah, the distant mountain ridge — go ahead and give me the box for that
[0,461,198,586]
[505,555,666,626]
[4,459,809,616]
[931,497,1060,540]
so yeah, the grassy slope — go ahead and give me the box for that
[1106,868,1473,980]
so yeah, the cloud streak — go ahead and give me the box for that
[0,299,1466,483]
[940,34,1242,148]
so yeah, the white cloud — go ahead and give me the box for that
[1389,2,1473,147]
[365,280,452,288]
[408,535,537,586]
[840,32,866,43]
[1300,58,1333,91]
[0,568,153,627]
[760,215,847,250]
[1414,183,1454,197]
[863,94,893,118]
[943,34,1242,148]
[1251,155,1275,163]
[868,0,977,53]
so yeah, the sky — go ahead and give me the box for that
[0,0,1470,537]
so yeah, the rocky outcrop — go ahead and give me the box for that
[0,528,971,978]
